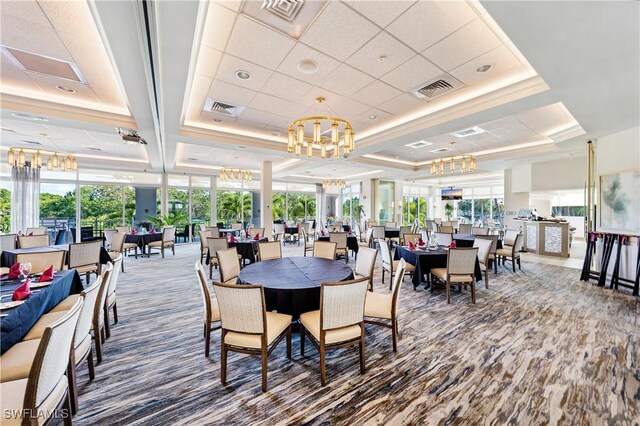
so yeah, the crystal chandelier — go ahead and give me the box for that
[323,179,346,191]
[220,168,252,183]
[430,155,477,175]
[7,147,77,171]
[287,97,355,159]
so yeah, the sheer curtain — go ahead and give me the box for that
[11,166,40,233]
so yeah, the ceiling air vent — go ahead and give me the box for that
[1,45,87,84]
[203,98,244,117]
[21,140,42,145]
[405,140,433,149]
[450,126,486,138]
[413,73,465,101]
[430,147,450,154]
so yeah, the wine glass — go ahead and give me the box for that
[19,262,32,282]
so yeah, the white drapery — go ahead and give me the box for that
[11,166,40,233]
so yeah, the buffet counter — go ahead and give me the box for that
[514,219,570,257]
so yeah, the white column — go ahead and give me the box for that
[395,180,404,224]
[315,183,323,229]
[260,161,273,237]
[210,176,217,225]
[75,180,81,242]
[337,192,343,220]
[161,173,169,217]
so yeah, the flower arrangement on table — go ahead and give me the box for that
[326,215,335,226]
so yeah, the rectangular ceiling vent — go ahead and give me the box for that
[21,140,42,145]
[430,147,450,154]
[1,45,87,84]
[450,126,486,138]
[405,140,433,149]
[413,73,465,101]
[203,98,244,117]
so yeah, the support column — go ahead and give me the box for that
[75,180,81,242]
[161,173,169,217]
[260,161,273,238]
[210,176,217,225]
[315,184,323,229]
[337,192,343,220]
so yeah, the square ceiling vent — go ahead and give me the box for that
[450,126,486,137]
[412,73,465,101]
[241,0,329,39]
[405,140,433,149]
[1,45,87,84]
[203,98,245,117]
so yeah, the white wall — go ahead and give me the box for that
[596,126,639,175]
[531,157,587,191]
[504,169,530,230]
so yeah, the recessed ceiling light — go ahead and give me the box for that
[368,115,377,120]
[377,55,387,63]
[236,145,247,150]
[235,70,251,80]
[297,59,318,74]
[476,64,492,73]
[213,118,223,123]
[11,112,48,122]
[56,85,75,93]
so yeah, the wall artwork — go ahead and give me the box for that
[599,170,640,234]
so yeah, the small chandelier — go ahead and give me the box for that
[323,179,346,191]
[7,146,77,171]
[287,97,355,159]
[430,155,477,175]
[220,168,252,183]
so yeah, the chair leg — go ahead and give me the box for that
[220,343,227,385]
[161,246,165,258]
[446,281,451,304]
[261,346,268,392]
[210,263,213,279]
[66,357,78,415]
[471,281,476,303]
[359,327,366,374]
[134,247,138,259]
[485,270,489,289]
[381,268,385,284]
[300,326,306,356]
[104,305,111,339]
[204,322,211,357]
[87,347,95,380]
[517,257,521,270]
[391,318,398,352]
[121,258,125,272]
[94,325,103,363]
[172,244,175,256]
[113,302,118,324]
[320,343,326,386]
[62,390,72,426]
[286,327,292,358]
[512,257,516,272]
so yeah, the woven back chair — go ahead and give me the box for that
[17,234,49,248]
[115,226,129,234]
[207,237,229,278]
[148,226,176,257]
[104,254,123,338]
[92,262,113,363]
[195,261,220,357]
[364,259,406,352]
[497,233,523,272]
[205,226,220,237]
[385,222,397,228]
[250,228,264,239]
[431,248,478,304]
[435,232,453,246]
[69,241,102,284]
[103,229,117,250]
[0,233,16,253]
[472,227,488,235]
[473,237,493,288]
[439,225,454,234]
[214,282,291,392]
[217,247,241,284]
[329,232,348,263]
[458,224,472,234]
[16,250,65,274]
[504,229,519,247]
[371,226,385,241]
[199,230,211,263]
[258,241,282,261]
[313,241,337,260]
[476,234,498,273]
[354,247,377,291]
[25,226,47,235]
[299,277,369,386]
[402,234,422,246]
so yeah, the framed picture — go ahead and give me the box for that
[599,170,640,234]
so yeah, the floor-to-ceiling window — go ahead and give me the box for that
[341,184,361,227]
[272,183,316,223]
[0,177,11,234]
[374,179,395,225]
[80,185,124,238]
[442,185,504,226]
[402,184,431,226]
[190,177,211,233]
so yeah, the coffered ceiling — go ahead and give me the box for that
[0,1,638,186]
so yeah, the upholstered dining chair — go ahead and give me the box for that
[313,241,337,260]
[217,247,241,284]
[17,234,49,249]
[354,247,377,291]
[199,230,211,263]
[69,241,102,284]
[441,221,452,227]
[213,282,292,392]
[458,224,473,234]
[503,229,519,249]
[439,225,454,234]
[108,232,127,272]
[103,229,117,251]
[496,233,524,272]
[258,241,282,261]
[300,227,314,256]
[25,227,47,235]
[473,238,493,288]
[385,222,397,228]
[390,226,412,246]
[329,232,349,263]
[357,228,374,252]
[251,227,265,239]
[0,233,16,254]
[402,234,422,246]
[299,277,369,386]
[476,234,499,273]
[206,226,220,238]
[21,277,102,414]
[379,240,414,289]
[16,250,65,274]
[195,262,221,357]
[120,233,139,259]
[115,226,129,234]
[430,247,479,304]
[104,255,123,339]
[273,223,285,242]
[371,226,386,246]
[472,227,489,236]
[367,220,378,228]
[364,259,406,352]
[148,226,176,258]
[0,298,82,425]
[435,232,453,246]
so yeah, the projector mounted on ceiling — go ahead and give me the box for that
[116,128,147,145]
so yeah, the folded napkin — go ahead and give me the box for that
[448,240,457,248]
[131,229,137,235]
[17,231,23,237]
[12,279,32,301]
[39,265,54,282]
[408,242,415,250]
[8,263,21,280]
[253,233,260,241]
[150,229,156,234]
[418,238,424,246]
[348,230,352,235]
[28,232,33,236]
[230,235,237,243]
[320,230,325,236]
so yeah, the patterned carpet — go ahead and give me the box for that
[71,242,639,426]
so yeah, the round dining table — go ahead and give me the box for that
[237,256,354,318]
